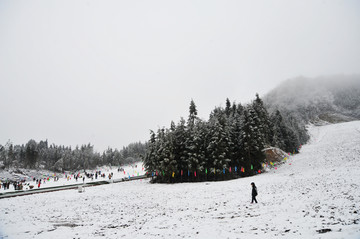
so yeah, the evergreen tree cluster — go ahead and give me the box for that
[144,95,308,183]
[0,140,146,172]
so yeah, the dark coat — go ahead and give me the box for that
[252,186,258,196]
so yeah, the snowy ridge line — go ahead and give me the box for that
[0,175,148,199]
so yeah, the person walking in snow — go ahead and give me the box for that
[251,182,258,203]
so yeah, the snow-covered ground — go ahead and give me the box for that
[1,121,360,239]
[0,164,145,192]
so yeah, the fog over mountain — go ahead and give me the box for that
[264,75,360,124]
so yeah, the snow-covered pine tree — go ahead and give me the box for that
[253,93,272,146]
[6,142,14,169]
[196,120,211,181]
[229,103,245,175]
[188,99,198,128]
[270,110,286,150]
[225,98,232,117]
[192,120,208,181]
[240,106,266,175]
[25,139,38,169]
[173,118,188,182]
[154,128,169,182]
[285,114,309,149]
[206,118,224,179]
[143,130,157,176]
[270,110,303,153]
[159,128,177,183]
[185,100,203,182]
[207,107,232,180]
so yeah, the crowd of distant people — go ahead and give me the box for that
[1,181,11,190]
[1,179,28,190]
[1,165,139,191]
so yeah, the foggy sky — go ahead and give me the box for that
[0,0,359,151]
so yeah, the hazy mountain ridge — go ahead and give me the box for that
[264,75,360,124]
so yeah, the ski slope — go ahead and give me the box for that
[1,121,360,239]
[0,163,145,194]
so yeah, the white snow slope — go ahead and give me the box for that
[1,121,360,239]
[0,164,145,193]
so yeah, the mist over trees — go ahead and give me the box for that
[264,75,360,124]
[144,95,308,183]
[0,140,146,172]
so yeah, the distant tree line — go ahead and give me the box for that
[0,140,146,172]
[144,94,309,183]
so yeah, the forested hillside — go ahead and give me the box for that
[264,75,360,124]
[144,95,308,183]
[0,140,146,172]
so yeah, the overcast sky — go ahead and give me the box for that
[0,0,359,151]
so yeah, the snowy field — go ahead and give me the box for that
[0,164,145,193]
[1,121,360,239]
